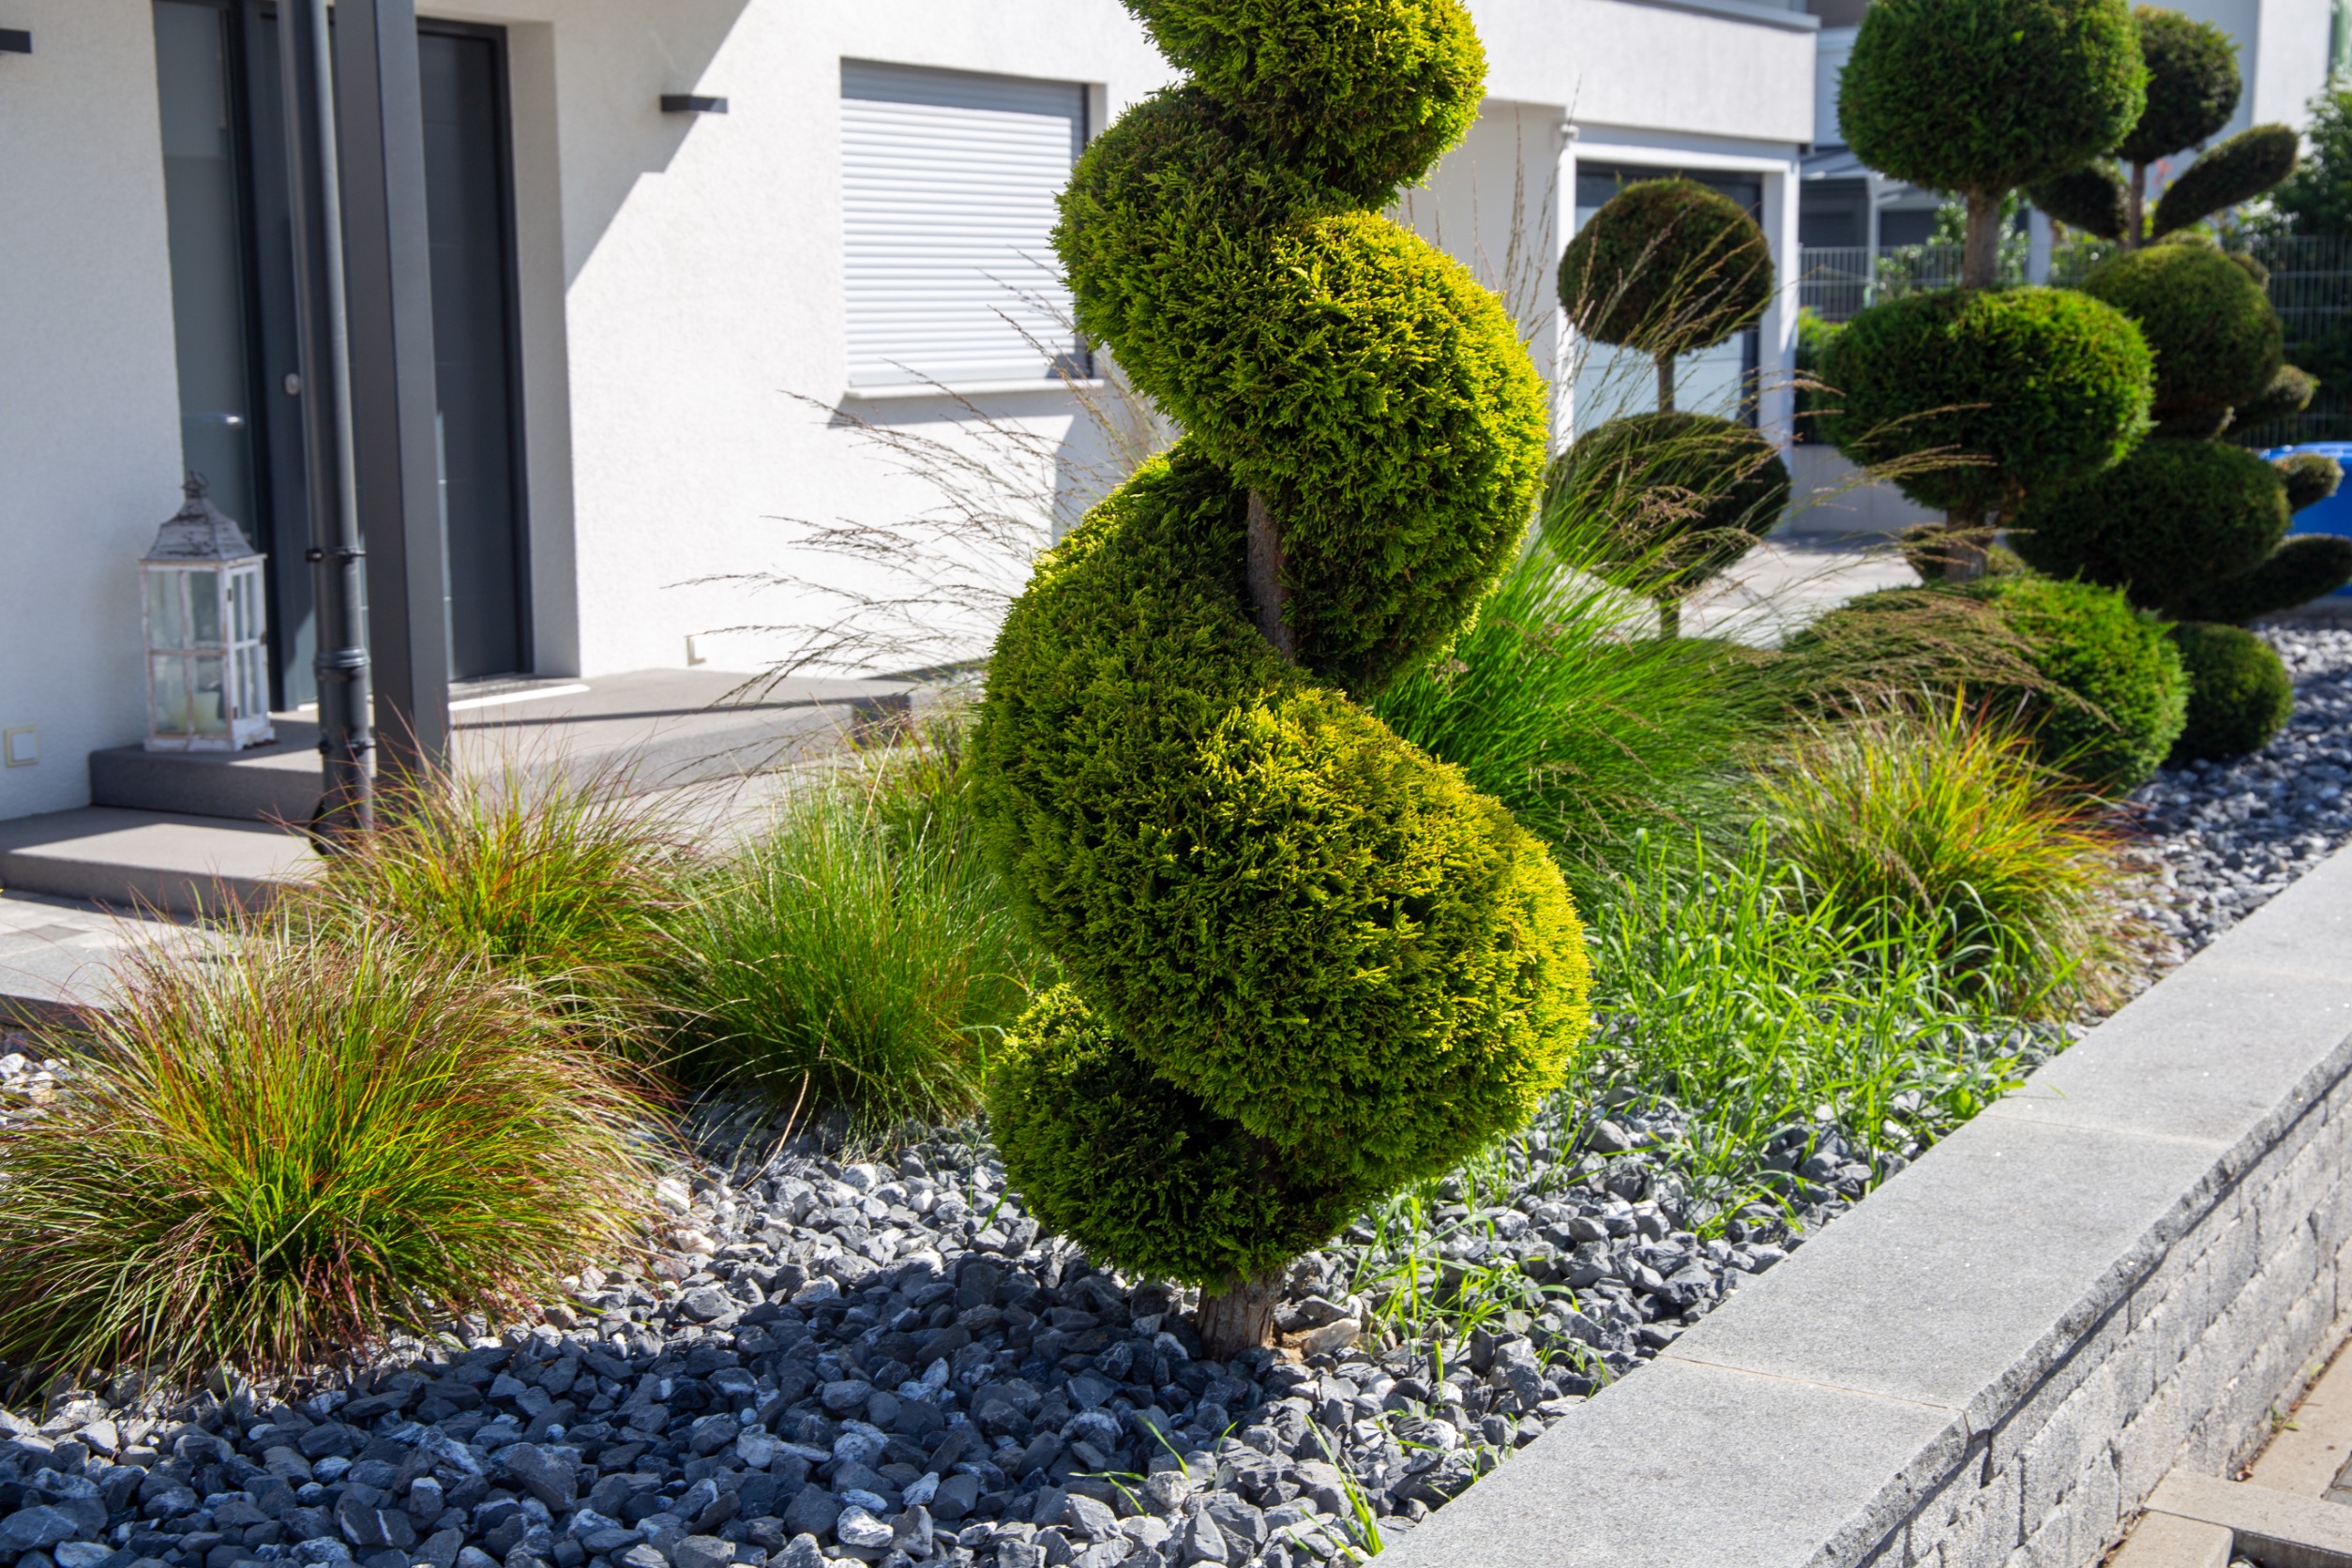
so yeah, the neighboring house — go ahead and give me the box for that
[1802,0,2341,256]
[0,0,1813,827]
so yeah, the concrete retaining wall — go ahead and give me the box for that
[1383,842,2352,1568]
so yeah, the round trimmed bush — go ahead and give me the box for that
[2152,123,2301,237]
[2118,7,2239,165]
[1557,179,1773,358]
[1821,286,2154,515]
[1838,0,2146,200]
[1787,578,2186,791]
[2169,620,2293,760]
[2007,438,2290,613]
[2028,162,2129,240]
[2078,240,2281,425]
[2276,449,2344,514]
[1974,573,2187,789]
[983,2,1594,1350]
[2236,363,2320,430]
[1548,412,1789,597]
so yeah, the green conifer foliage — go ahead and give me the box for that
[975,0,1592,1355]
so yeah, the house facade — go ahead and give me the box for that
[0,0,1815,826]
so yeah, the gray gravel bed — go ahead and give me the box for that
[2133,624,2352,954]
[7,626,2351,1568]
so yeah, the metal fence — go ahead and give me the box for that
[1796,235,2352,446]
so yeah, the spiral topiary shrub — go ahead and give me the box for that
[2169,621,2294,760]
[977,0,1591,1355]
[1557,178,1773,409]
[1547,413,1788,629]
[1820,285,2154,519]
[2077,240,2281,428]
[2008,437,2290,611]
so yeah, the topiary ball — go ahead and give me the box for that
[1557,179,1773,358]
[2151,123,2300,238]
[2008,438,2290,614]
[1821,286,2154,516]
[2028,162,2129,240]
[1547,412,1789,597]
[1839,0,2146,199]
[2276,450,2345,513]
[2118,7,2240,166]
[1786,577,2186,790]
[1974,573,2187,789]
[2234,363,2320,430]
[2078,240,2281,426]
[2169,621,2293,760]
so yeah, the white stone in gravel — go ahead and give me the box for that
[1299,1318,1360,1357]
[835,1506,895,1549]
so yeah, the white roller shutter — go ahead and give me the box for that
[840,60,1088,388]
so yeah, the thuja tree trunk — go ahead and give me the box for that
[1246,490,1300,661]
[1197,1270,1283,1360]
[1961,188,2004,290]
[1655,354,1676,414]
[1938,502,1993,582]
[2126,161,2148,249]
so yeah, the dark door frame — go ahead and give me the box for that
[415,14,534,680]
[149,1,534,710]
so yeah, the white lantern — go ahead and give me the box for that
[142,474,275,752]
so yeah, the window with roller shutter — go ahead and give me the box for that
[839,60,1090,389]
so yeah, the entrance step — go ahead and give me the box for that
[87,671,912,822]
[0,807,317,918]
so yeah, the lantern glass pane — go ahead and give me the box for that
[150,655,190,735]
[191,655,228,735]
[188,570,222,646]
[146,571,188,650]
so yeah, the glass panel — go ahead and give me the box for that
[150,654,191,735]
[188,569,223,645]
[155,2,263,542]
[191,655,229,735]
[146,570,189,650]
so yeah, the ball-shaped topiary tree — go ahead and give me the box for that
[1558,178,1774,412]
[1841,0,2145,286]
[2169,621,2294,759]
[1547,412,1789,635]
[976,0,1592,1358]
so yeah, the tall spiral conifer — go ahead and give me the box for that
[972,0,1592,1356]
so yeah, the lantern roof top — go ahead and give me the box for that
[144,473,262,565]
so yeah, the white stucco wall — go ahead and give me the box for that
[0,0,188,822]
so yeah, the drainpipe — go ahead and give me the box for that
[277,0,372,840]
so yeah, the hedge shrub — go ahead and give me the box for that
[981,4,1591,1328]
[1557,179,1773,362]
[2008,438,2290,612]
[2169,621,2294,759]
[1837,0,2146,200]
[1821,286,2154,515]
[2078,240,2281,424]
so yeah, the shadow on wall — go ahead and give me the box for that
[544,0,757,290]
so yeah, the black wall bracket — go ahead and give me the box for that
[0,29,32,53]
[659,94,727,113]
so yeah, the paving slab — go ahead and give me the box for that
[0,891,194,1025]
[1370,1356,1960,1568]
[0,807,317,918]
[2148,1471,2352,1568]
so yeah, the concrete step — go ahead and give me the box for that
[0,807,317,919]
[88,670,912,822]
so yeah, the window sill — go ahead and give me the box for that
[841,378,1106,401]
[1618,0,1819,32]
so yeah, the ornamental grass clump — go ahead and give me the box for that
[275,761,689,1048]
[660,786,1046,1137]
[1761,698,2136,1011]
[0,932,660,1380]
[977,0,1591,1355]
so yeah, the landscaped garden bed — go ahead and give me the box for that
[19,0,2352,1564]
